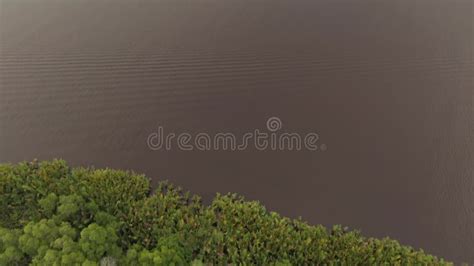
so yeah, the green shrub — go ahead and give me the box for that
[0,227,25,265]
[72,167,150,217]
[122,182,206,255]
[0,160,452,265]
[0,160,73,228]
[122,238,187,266]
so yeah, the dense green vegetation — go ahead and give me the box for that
[0,160,450,265]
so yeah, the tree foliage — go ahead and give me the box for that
[0,160,451,265]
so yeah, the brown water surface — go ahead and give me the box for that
[1,0,473,262]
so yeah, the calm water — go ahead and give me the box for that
[1,0,473,262]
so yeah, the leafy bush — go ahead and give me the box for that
[72,167,150,217]
[0,160,451,265]
[0,160,73,228]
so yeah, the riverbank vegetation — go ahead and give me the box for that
[0,160,450,265]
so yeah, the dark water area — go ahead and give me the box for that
[1,0,473,262]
